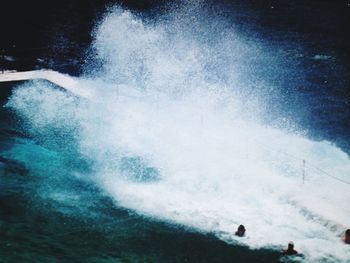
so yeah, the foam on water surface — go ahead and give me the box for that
[5,5,350,262]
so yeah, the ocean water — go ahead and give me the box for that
[0,81,281,262]
[1,1,350,262]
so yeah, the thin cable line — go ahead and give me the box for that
[250,137,350,185]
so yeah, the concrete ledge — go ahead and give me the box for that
[0,70,91,99]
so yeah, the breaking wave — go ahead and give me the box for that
[6,4,350,262]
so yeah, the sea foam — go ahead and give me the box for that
[7,5,350,262]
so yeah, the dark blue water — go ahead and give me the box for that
[1,1,350,262]
[2,0,349,151]
[0,81,283,262]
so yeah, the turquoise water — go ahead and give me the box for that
[0,81,280,262]
[1,2,350,261]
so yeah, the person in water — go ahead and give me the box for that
[282,241,298,256]
[235,225,246,237]
[342,229,350,244]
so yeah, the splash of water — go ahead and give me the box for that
[6,4,350,262]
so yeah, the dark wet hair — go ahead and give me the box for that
[346,229,350,235]
[235,224,246,237]
[238,225,245,230]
